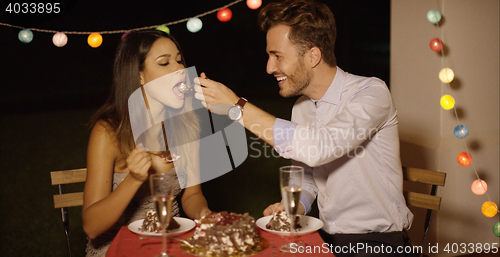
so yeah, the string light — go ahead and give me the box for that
[155,25,170,34]
[428,1,498,236]
[494,222,500,237]
[18,29,33,43]
[247,0,262,10]
[426,9,442,24]
[217,8,233,22]
[471,179,488,196]
[186,18,203,33]
[482,201,498,218]
[0,0,250,45]
[87,33,103,48]
[453,124,469,138]
[440,94,455,110]
[439,67,454,83]
[52,32,68,47]
[457,152,472,167]
[429,38,444,52]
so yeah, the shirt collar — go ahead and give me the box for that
[309,66,344,106]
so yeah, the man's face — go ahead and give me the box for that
[266,24,311,98]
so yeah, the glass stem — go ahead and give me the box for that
[161,228,167,256]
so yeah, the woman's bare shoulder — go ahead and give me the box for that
[88,119,121,158]
[91,119,114,135]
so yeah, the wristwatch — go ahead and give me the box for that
[227,97,247,121]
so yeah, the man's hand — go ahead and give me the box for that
[263,202,285,216]
[194,72,240,115]
[263,202,306,216]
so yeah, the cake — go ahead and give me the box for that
[139,209,180,233]
[187,211,262,255]
[265,211,301,232]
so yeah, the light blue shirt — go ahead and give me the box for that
[273,67,413,234]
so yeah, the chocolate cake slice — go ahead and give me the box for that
[139,209,180,233]
[265,211,301,232]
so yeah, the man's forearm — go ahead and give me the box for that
[240,102,276,147]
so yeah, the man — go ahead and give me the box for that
[194,0,413,256]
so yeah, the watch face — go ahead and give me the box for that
[228,106,242,121]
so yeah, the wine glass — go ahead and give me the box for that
[150,173,175,257]
[279,165,304,253]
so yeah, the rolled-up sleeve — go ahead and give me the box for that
[298,164,317,214]
[273,118,297,146]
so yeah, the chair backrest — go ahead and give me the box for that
[51,168,87,208]
[402,166,446,210]
[402,166,446,256]
[50,168,87,257]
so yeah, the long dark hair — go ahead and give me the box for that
[91,30,199,164]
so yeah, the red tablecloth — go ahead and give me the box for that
[106,226,335,257]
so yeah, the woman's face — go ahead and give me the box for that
[140,37,186,109]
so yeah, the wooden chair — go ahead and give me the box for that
[50,168,87,257]
[402,166,446,257]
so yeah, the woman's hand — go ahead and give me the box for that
[126,147,152,182]
[199,208,213,219]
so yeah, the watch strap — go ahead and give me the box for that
[236,97,247,109]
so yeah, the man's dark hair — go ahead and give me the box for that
[258,0,337,67]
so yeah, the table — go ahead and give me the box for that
[106,226,335,256]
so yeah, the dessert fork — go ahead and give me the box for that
[139,236,195,249]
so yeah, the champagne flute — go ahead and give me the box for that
[150,173,175,257]
[279,165,304,253]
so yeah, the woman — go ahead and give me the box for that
[82,30,211,256]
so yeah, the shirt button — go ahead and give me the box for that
[332,222,336,226]
[325,198,329,202]
[318,118,323,122]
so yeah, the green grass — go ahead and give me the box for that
[0,109,92,256]
[0,98,318,256]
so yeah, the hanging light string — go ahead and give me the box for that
[436,0,499,215]
[0,0,244,35]
[451,109,494,203]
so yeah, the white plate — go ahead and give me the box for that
[256,215,324,236]
[128,217,196,237]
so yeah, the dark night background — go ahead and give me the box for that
[0,0,389,256]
